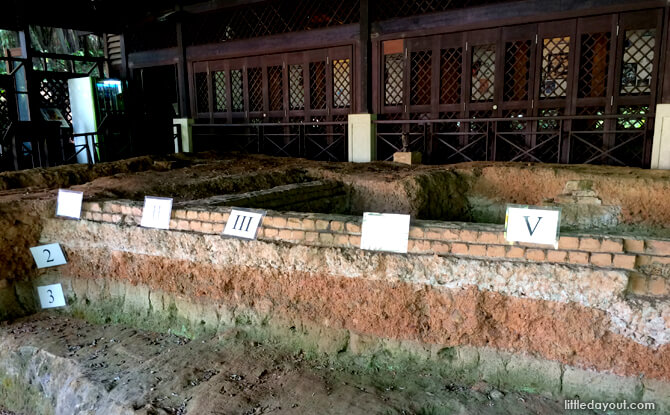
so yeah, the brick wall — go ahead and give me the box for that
[80,200,670,298]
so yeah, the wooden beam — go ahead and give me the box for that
[128,48,180,69]
[374,0,666,40]
[185,25,359,62]
[182,0,268,14]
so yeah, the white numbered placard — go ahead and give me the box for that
[223,209,266,239]
[29,243,67,268]
[505,205,561,247]
[360,212,410,254]
[37,283,66,309]
[56,189,84,219]
[140,196,173,229]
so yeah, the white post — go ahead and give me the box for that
[172,118,194,153]
[347,113,376,162]
[650,104,670,169]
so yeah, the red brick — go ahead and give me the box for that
[102,213,113,222]
[268,216,287,228]
[334,234,349,246]
[431,241,450,254]
[468,244,487,257]
[546,250,568,263]
[649,278,668,296]
[590,253,612,267]
[459,230,479,242]
[302,219,316,231]
[558,236,579,250]
[441,229,459,240]
[525,249,546,262]
[278,229,292,240]
[319,233,334,245]
[213,224,224,234]
[408,240,429,253]
[646,239,670,256]
[210,212,225,223]
[264,228,279,238]
[315,220,329,230]
[197,211,210,221]
[189,221,202,232]
[486,245,506,258]
[305,231,319,242]
[479,231,501,244]
[186,210,198,220]
[169,219,179,229]
[201,222,213,233]
[623,238,644,253]
[345,222,362,233]
[409,226,424,239]
[568,251,589,265]
[451,243,468,254]
[506,246,525,258]
[177,220,189,231]
[330,221,344,232]
[286,217,302,229]
[349,235,361,247]
[612,254,636,270]
[424,230,442,240]
[600,238,623,253]
[579,237,601,251]
[628,274,647,295]
[174,209,188,219]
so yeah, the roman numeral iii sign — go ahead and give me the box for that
[505,205,561,247]
[223,209,266,239]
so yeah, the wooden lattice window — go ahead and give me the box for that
[471,44,495,102]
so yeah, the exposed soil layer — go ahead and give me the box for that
[60,248,670,382]
[0,313,574,415]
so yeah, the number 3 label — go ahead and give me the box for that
[29,243,67,268]
[37,283,66,308]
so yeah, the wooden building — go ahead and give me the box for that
[1,0,669,168]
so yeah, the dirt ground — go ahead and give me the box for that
[0,313,580,415]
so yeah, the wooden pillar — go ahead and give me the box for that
[356,0,372,113]
[176,19,191,118]
[18,28,39,122]
[660,3,670,103]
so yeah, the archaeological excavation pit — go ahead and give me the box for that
[0,153,670,414]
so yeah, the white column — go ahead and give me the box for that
[651,104,670,169]
[172,118,194,153]
[347,113,376,162]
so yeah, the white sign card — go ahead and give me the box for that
[223,208,266,239]
[56,189,84,219]
[29,243,68,268]
[140,196,173,229]
[505,205,561,247]
[37,283,66,309]
[360,212,410,254]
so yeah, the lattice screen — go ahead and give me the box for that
[309,61,326,110]
[187,0,359,46]
[332,59,351,108]
[289,65,305,110]
[195,72,209,113]
[540,37,570,99]
[578,33,610,98]
[384,54,404,105]
[213,70,227,112]
[231,70,244,111]
[38,76,72,124]
[620,29,655,96]
[248,67,263,112]
[410,51,431,106]
[440,48,462,104]
[268,66,284,111]
[504,40,531,101]
[471,45,495,102]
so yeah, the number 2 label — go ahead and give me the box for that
[29,243,67,268]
